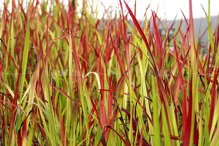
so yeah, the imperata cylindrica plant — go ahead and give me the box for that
[0,0,218,145]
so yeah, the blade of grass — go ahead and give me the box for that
[19,21,30,100]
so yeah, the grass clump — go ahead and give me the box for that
[0,0,219,145]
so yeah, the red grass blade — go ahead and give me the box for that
[60,117,66,146]
[99,62,107,129]
[104,22,113,63]
[152,12,163,69]
[119,0,127,42]
[189,0,195,50]
[110,35,126,73]
[22,117,27,145]
[183,82,192,146]
[121,0,151,55]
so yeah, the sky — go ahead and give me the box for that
[1,0,219,20]
[79,0,219,20]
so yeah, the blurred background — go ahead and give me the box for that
[0,0,219,20]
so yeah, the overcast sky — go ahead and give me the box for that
[1,0,219,20]
[80,0,219,20]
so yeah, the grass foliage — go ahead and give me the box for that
[0,0,219,145]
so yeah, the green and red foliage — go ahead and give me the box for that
[0,0,219,145]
